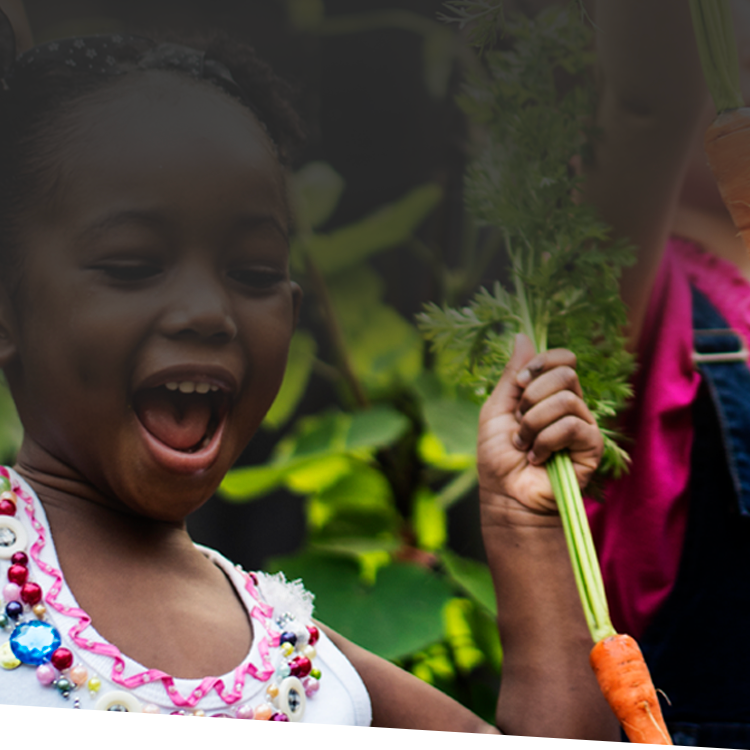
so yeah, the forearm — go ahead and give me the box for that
[483,492,618,740]
[586,0,708,345]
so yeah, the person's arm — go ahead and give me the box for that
[585,0,708,346]
[1,0,31,52]
[326,336,617,739]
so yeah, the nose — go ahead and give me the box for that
[159,266,237,344]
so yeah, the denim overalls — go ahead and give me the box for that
[637,287,750,748]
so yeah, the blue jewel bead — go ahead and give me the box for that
[280,631,297,647]
[5,602,22,620]
[9,621,61,665]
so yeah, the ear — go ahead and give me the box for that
[290,281,303,329]
[0,283,18,368]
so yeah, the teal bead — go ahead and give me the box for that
[56,677,73,697]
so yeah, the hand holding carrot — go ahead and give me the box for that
[477,333,603,517]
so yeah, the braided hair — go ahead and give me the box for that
[0,18,305,290]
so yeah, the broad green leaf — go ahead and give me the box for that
[296,184,442,275]
[219,464,287,502]
[263,330,317,429]
[440,549,497,617]
[421,398,480,457]
[345,406,410,451]
[292,162,345,229]
[268,553,454,659]
[285,0,325,31]
[413,487,447,552]
[444,598,485,673]
[0,386,22,464]
[284,454,353,494]
[418,433,475,471]
[275,411,349,462]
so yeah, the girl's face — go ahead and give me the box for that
[5,73,301,521]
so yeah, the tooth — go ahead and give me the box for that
[196,383,210,394]
[166,382,179,391]
[179,382,196,394]
[209,385,219,392]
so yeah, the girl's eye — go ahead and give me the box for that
[229,269,285,289]
[95,263,162,282]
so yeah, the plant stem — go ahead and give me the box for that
[547,451,615,643]
[689,0,744,113]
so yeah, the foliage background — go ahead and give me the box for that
[6,0,567,720]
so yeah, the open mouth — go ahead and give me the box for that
[133,380,231,462]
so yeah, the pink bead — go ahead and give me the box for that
[143,704,161,715]
[2,583,20,602]
[185,716,203,737]
[143,724,161,747]
[235,705,254,720]
[169,729,190,750]
[253,729,271,750]
[305,677,320,697]
[36,664,57,686]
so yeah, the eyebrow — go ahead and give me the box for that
[78,209,290,243]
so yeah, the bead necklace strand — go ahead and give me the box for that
[0,472,321,720]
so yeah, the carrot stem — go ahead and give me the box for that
[547,451,616,643]
[689,0,744,113]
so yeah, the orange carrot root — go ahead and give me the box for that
[590,634,672,745]
[704,107,750,254]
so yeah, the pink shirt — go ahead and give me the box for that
[584,236,750,638]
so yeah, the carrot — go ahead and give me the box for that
[704,108,750,253]
[689,1,750,251]
[545,455,671,743]
[590,634,672,745]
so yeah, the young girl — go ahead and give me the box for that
[0,8,617,738]
[582,0,750,745]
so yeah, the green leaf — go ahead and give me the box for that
[291,162,345,230]
[296,184,442,275]
[413,487,447,551]
[421,398,481,457]
[268,553,454,659]
[263,330,317,429]
[440,550,497,617]
[218,464,287,502]
[345,405,410,451]
[0,386,22,464]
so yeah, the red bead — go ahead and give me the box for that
[20,582,42,606]
[290,656,312,678]
[51,648,73,671]
[10,552,28,566]
[307,625,319,646]
[0,499,15,516]
[7,564,27,586]
[167,711,185,732]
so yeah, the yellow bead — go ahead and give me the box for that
[32,604,46,619]
[280,642,294,657]
[303,645,316,660]
[88,676,102,693]
[193,709,205,717]
[0,641,20,670]
[266,683,279,699]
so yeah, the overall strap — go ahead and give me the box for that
[691,287,750,516]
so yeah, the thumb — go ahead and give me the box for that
[484,333,537,415]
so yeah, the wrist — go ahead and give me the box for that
[479,488,561,530]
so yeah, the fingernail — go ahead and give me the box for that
[527,450,538,464]
[517,369,531,387]
[512,433,525,450]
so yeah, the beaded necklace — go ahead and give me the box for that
[0,469,321,720]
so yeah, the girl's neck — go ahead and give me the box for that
[12,439,255,679]
[673,203,750,282]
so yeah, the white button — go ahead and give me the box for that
[277,676,306,722]
[0,517,27,559]
[94,690,143,742]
